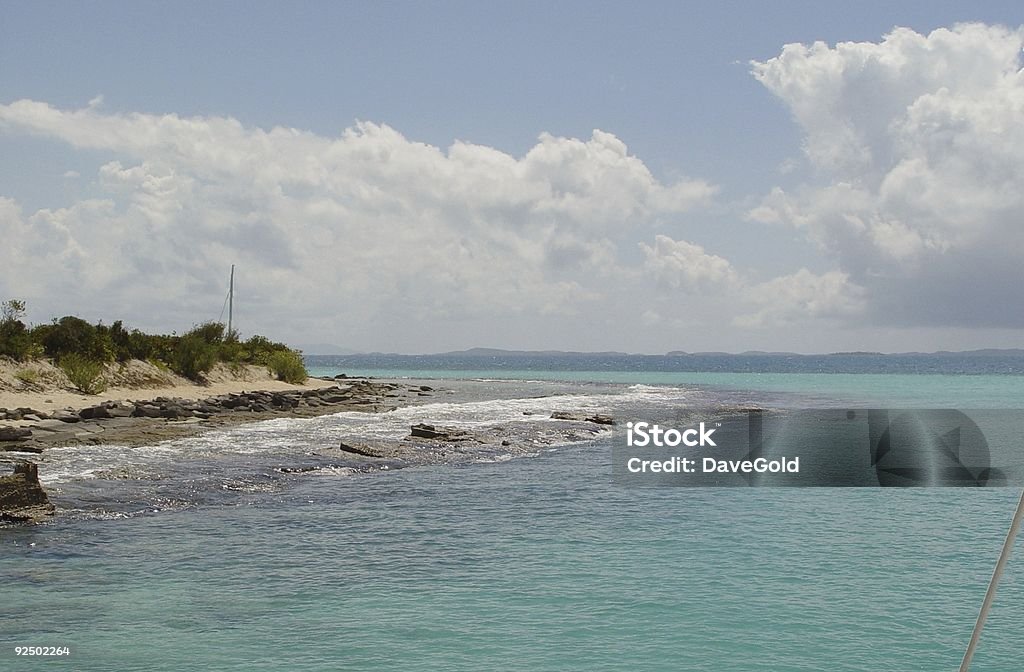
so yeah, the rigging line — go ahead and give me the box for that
[959,487,1024,671]
[217,286,230,324]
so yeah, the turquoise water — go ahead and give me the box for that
[309,367,1024,408]
[3,366,1024,670]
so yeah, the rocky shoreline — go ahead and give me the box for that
[0,377,431,453]
[0,377,438,523]
[1,376,622,525]
[0,461,54,524]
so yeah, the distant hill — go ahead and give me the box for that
[296,343,363,356]
[437,347,632,357]
[448,348,1024,358]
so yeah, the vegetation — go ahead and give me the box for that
[0,300,33,360]
[59,353,108,395]
[0,299,307,384]
[14,368,39,385]
[267,350,308,384]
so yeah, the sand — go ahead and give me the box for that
[0,358,334,418]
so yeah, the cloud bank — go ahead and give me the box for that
[1,22,1022,350]
[750,23,1024,328]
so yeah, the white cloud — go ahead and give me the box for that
[0,100,717,345]
[735,269,866,328]
[639,234,738,291]
[750,23,1024,327]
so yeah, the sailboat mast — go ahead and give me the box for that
[227,264,234,337]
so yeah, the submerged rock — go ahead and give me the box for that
[0,426,32,442]
[0,461,55,524]
[549,411,616,425]
[409,423,474,441]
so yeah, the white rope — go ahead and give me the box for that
[959,488,1024,671]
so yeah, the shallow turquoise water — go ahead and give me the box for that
[3,449,1023,671]
[3,368,1024,670]
[309,367,1024,408]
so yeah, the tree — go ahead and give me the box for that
[0,299,31,360]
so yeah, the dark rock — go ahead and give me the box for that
[585,414,616,426]
[79,405,111,420]
[0,427,32,442]
[419,386,433,391]
[549,411,615,425]
[338,441,389,458]
[105,402,135,418]
[133,405,163,418]
[0,461,54,524]
[409,423,473,441]
[53,410,81,423]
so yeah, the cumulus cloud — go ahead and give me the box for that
[639,234,739,291]
[750,23,1024,327]
[735,269,866,328]
[0,100,717,346]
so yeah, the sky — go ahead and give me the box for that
[1,1,1023,354]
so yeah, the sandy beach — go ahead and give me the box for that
[0,357,334,418]
[0,358,429,458]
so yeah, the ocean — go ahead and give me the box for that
[2,354,1023,671]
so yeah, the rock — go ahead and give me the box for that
[0,461,55,524]
[133,405,163,418]
[585,414,616,426]
[419,386,433,392]
[549,411,616,425]
[0,427,32,442]
[79,405,111,420]
[22,414,42,423]
[106,402,135,418]
[338,441,390,458]
[35,419,70,431]
[408,423,473,441]
[53,410,81,423]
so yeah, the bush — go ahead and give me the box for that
[0,319,32,360]
[267,350,307,384]
[14,368,38,385]
[42,316,113,362]
[0,299,32,360]
[59,353,107,394]
[172,334,217,381]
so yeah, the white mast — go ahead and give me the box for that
[227,264,234,337]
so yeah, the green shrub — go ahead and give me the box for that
[59,353,107,394]
[172,334,217,381]
[14,368,38,385]
[0,319,32,360]
[189,321,226,345]
[267,350,307,384]
[42,316,113,362]
[0,299,32,360]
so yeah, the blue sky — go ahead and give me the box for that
[1,2,1023,353]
